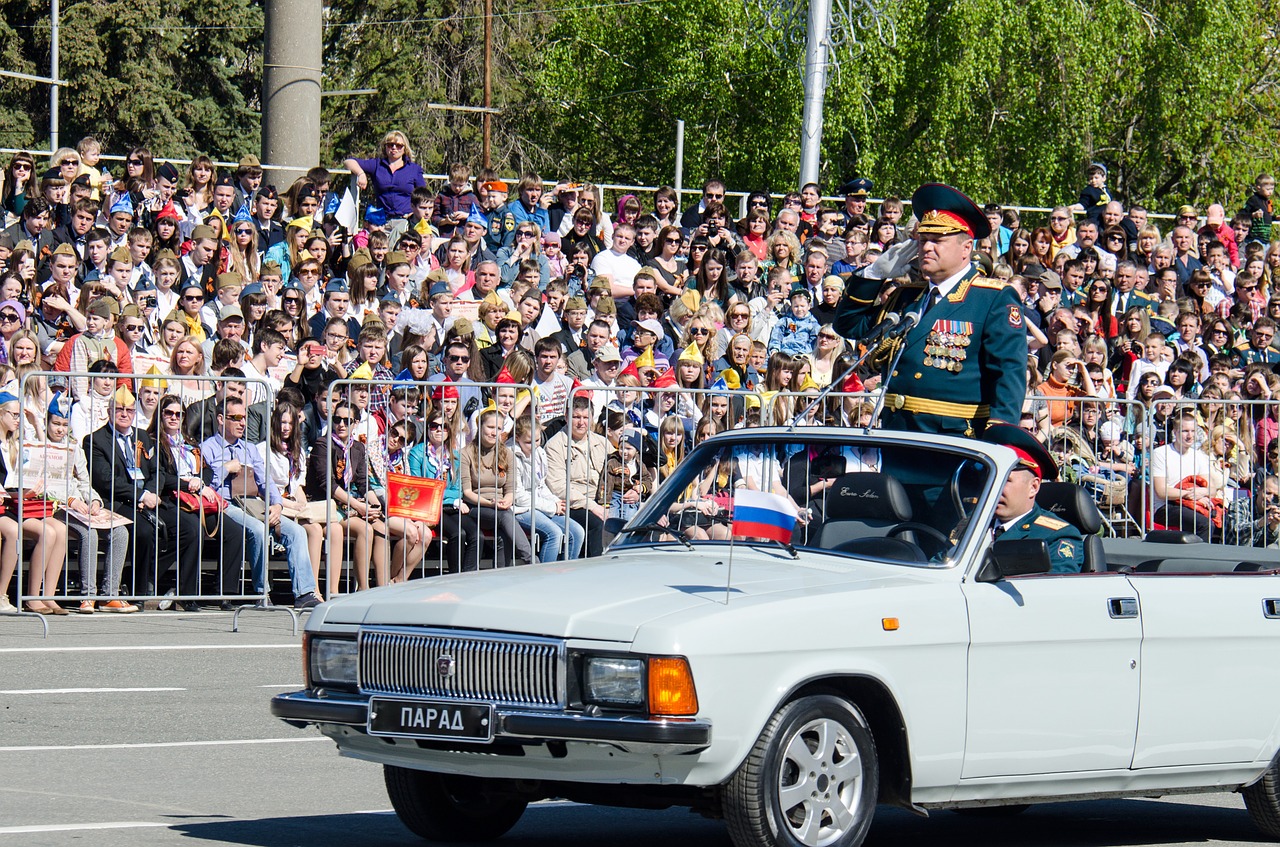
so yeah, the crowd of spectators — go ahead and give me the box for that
[0,136,1276,612]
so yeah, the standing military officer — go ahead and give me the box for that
[833,183,1028,437]
[983,423,1084,573]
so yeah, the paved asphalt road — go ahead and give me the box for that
[0,608,1270,847]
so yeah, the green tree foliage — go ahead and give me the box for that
[0,0,261,159]
[320,0,554,171]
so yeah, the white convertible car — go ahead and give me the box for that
[273,427,1280,847]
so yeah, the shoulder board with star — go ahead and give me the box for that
[970,278,1008,289]
[1034,514,1069,531]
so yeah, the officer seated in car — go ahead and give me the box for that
[983,423,1084,573]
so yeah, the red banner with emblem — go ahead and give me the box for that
[386,473,446,525]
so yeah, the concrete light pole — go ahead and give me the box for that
[262,0,322,180]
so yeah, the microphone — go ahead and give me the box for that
[884,311,919,340]
[859,311,900,346]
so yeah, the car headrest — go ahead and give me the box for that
[824,473,912,522]
[1143,529,1203,544]
[1035,482,1102,535]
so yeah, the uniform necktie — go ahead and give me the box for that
[923,286,941,316]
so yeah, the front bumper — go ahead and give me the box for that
[271,690,712,751]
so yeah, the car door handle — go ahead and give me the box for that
[1264,599,1280,619]
[1109,598,1139,618]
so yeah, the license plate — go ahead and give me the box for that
[367,697,494,743]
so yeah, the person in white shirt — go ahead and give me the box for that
[1150,409,1223,540]
[590,222,642,297]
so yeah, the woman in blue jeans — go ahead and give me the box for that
[511,416,585,561]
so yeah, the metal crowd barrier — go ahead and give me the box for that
[4,375,1277,635]
[2,371,288,634]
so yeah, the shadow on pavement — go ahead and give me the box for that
[165,796,1262,847]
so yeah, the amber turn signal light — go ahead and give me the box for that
[648,657,699,716]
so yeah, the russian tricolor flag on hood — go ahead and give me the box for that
[731,489,798,544]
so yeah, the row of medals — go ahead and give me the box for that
[924,330,970,372]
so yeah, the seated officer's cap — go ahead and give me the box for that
[912,183,991,240]
[982,423,1058,481]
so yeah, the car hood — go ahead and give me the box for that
[314,546,932,642]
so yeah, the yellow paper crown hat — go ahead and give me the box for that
[720,368,741,389]
[678,342,705,366]
[349,362,374,381]
[141,365,167,390]
[634,347,655,369]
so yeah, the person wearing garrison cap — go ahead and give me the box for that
[833,182,1028,439]
[983,423,1084,573]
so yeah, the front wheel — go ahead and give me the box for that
[724,694,879,847]
[1244,757,1280,839]
[384,766,528,842]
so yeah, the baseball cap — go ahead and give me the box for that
[632,318,665,337]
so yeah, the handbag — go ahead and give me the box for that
[178,487,227,515]
[18,496,57,519]
[281,499,336,523]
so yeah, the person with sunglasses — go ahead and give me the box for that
[202,393,321,608]
[342,131,425,245]
[679,179,728,230]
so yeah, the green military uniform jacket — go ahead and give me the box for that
[833,265,1028,436]
[997,503,1085,573]
[1234,341,1280,369]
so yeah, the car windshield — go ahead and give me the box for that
[613,430,996,567]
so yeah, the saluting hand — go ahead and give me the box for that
[867,239,919,280]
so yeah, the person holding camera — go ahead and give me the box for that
[1036,350,1098,427]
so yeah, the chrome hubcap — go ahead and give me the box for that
[776,717,863,847]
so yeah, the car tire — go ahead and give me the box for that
[1243,757,1280,839]
[723,694,879,847]
[383,766,528,842]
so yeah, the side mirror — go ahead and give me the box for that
[603,517,627,536]
[976,539,1053,583]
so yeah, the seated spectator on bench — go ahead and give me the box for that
[46,392,132,613]
[511,416,585,561]
[1151,408,1226,541]
[150,393,245,608]
[545,395,609,558]
[460,408,532,567]
[305,400,388,590]
[201,394,321,609]
[0,391,68,613]
[88,386,202,607]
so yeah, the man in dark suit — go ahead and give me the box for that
[307,279,361,344]
[184,369,266,444]
[86,387,201,609]
[1,197,57,259]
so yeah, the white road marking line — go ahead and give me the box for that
[0,821,171,834]
[0,644,296,654]
[0,687,185,695]
[0,737,329,753]
[258,684,298,688]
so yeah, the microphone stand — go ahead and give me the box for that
[789,311,918,431]
[866,313,918,430]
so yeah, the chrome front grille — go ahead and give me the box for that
[358,627,566,708]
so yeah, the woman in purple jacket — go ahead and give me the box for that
[343,130,425,244]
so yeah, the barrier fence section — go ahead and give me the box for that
[7,371,277,616]
[2,379,1278,624]
[319,377,557,597]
